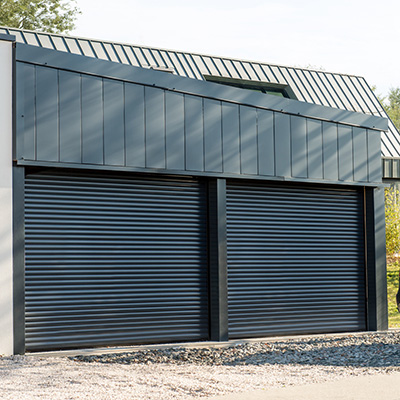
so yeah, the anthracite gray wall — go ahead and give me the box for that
[15,44,384,186]
[11,43,388,353]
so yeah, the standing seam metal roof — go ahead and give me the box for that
[1,25,398,157]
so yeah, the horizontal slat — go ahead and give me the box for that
[226,181,366,338]
[25,172,209,350]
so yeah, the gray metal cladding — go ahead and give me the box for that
[3,25,397,157]
[226,182,366,337]
[15,62,381,185]
[24,172,208,350]
[382,157,400,179]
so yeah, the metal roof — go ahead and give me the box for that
[2,25,399,157]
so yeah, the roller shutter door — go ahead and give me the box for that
[25,172,208,351]
[226,182,366,338]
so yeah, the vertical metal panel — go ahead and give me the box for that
[338,125,353,181]
[9,28,398,157]
[307,119,323,180]
[185,95,204,171]
[145,87,166,169]
[103,80,125,166]
[291,115,307,178]
[322,122,338,180]
[59,71,81,163]
[14,57,379,186]
[383,158,392,178]
[394,159,400,179]
[24,172,209,350]
[274,113,291,177]
[15,62,25,161]
[16,62,35,160]
[365,187,388,331]
[221,103,240,174]
[125,83,145,168]
[257,109,274,176]
[226,182,366,338]
[239,106,258,175]
[204,99,223,173]
[81,76,104,165]
[36,67,58,162]
[353,127,368,182]
[208,179,228,341]
[165,91,185,170]
[367,130,382,182]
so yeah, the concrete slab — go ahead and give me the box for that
[208,372,400,400]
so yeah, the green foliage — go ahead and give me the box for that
[373,86,400,130]
[387,261,400,327]
[385,88,400,131]
[385,187,400,257]
[0,0,80,33]
[371,85,386,108]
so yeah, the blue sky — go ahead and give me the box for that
[72,0,400,98]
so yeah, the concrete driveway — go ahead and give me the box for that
[209,372,400,400]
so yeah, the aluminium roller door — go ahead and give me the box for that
[226,182,366,338]
[24,172,208,351]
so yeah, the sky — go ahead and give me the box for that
[72,0,400,99]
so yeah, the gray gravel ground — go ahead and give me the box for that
[1,331,400,400]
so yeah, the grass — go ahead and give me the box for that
[387,260,400,328]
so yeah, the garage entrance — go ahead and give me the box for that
[24,172,209,350]
[226,182,366,338]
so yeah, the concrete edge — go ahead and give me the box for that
[26,329,399,358]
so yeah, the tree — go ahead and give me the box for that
[385,88,400,131]
[0,0,80,34]
[373,86,400,131]
[385,187,400,258]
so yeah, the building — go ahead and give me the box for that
[0,28,389,355]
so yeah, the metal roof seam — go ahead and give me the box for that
[4,25,398,156]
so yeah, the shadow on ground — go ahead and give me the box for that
[71,335,400,369]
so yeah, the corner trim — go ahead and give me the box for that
[13,166,25,354]
[0,33,16,42]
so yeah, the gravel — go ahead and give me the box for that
[1,331,400,400]
[70,331,400,368]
